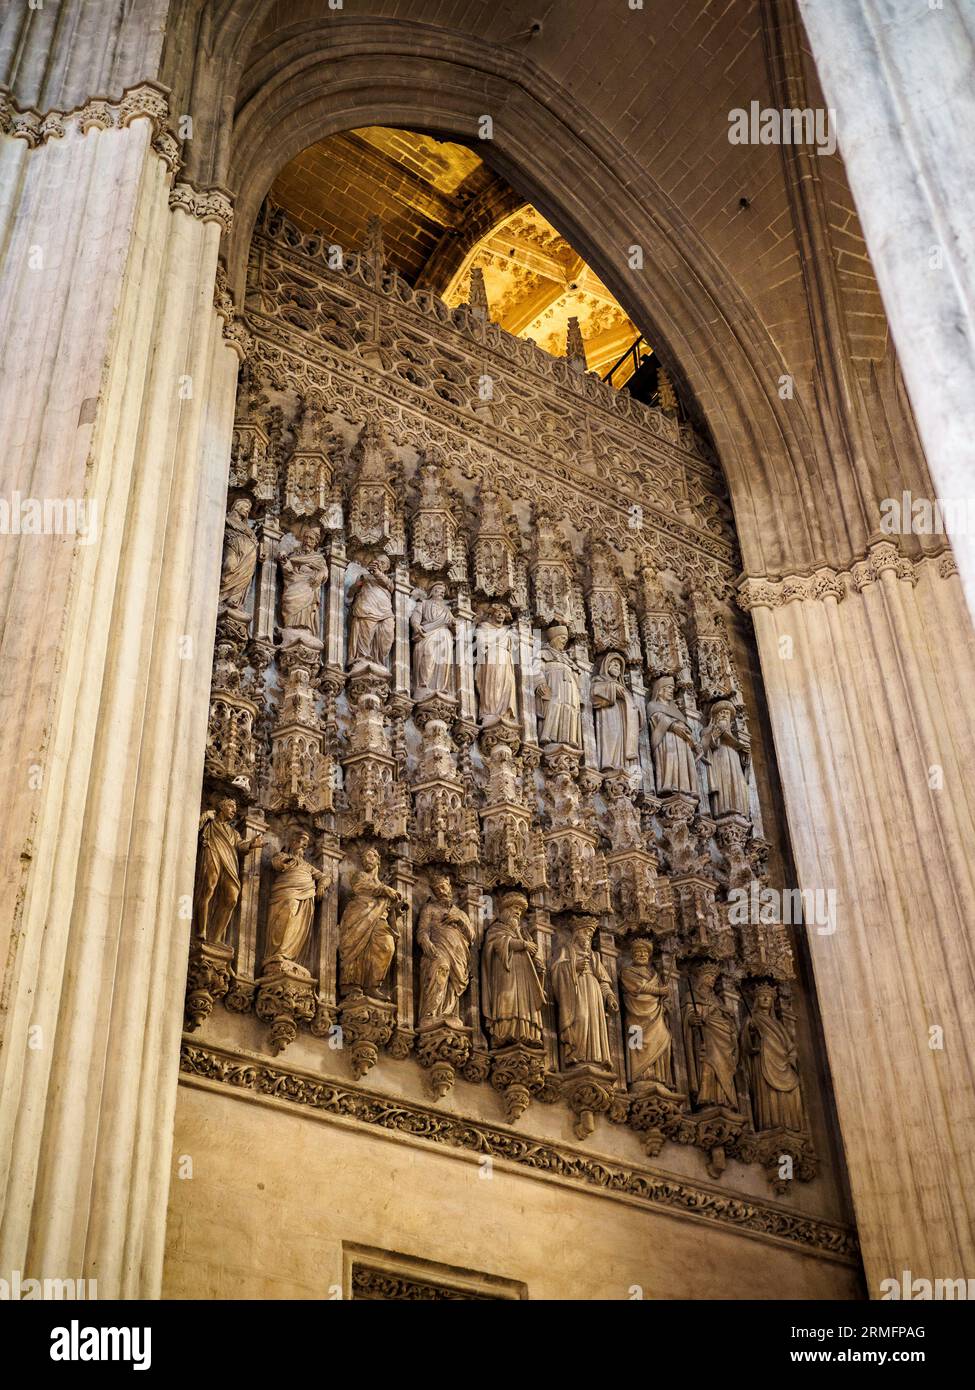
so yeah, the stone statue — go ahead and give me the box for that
[481,891,546,1046]
[348,554,395,674]
[338,846,403,995]
[551,916,619,1067]
[417,873,475,1024]
[219,496,258,614]
[474,603,518,728]
[700,699,750,817]
[534,624,582,748]
[192,797,264,944]
[279,523,328,643]
[263,827,328,972]
[647,674,698,795]
[620,938,673,1086]
[410,581,455,702]
[741,982,804,1130]
[591,651,642,772]
[681,962,739,1109]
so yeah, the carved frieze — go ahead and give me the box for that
[181,205,824,1193]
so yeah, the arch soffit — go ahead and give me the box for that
[199,15,829,576]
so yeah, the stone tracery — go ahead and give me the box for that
[184,201,817,1187]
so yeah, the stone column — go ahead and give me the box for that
[0,93,237,1297]
[740,549,975,1291]
[253,516,281,646]
[799,0,975,622]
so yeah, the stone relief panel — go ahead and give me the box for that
[184,202,820,1194]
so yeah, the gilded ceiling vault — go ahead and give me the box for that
[185,197,827,1199]
[271,129,643,383]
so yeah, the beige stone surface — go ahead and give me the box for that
[164,1080,862,1301]
[2,1,973,1303]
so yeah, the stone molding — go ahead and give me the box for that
[351,1266,486,1300]
[0,81,180,171]
[244,205,738,594]
[737,541,958,612]
[179,1041,859,1265]
[255,203,726,495]
[170,180,235,233]
[214,265,251,359]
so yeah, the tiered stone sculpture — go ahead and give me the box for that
[183,206,820,1191]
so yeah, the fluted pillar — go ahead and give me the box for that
[741,546,975,1291]
[0,89,238,1296]
[799,0,975,623]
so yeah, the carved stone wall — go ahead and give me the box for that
[183,202,846,1216]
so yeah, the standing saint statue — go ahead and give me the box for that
[551,917,619,1068]
[193,797,264,944]
[410,581,455,702]
[279,523,328,644]
[741,983,804,1131]
[219,495,258,615]
[481,891,546,1047]
[699,699,751,817]
[591,651,643,773]
[263,827,328,972]
[417,873,475,1024]
[647,674,699,795]
[534,624,582,748]
[682,962,739,1110]
[620,938,673,1086]
[338,846,403,995]
[348,554,395,674]
[474,603,518,728]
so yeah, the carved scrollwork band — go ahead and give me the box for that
[170,180,235,233]
[0,81,237,233]
[180,1041,859,1265]
[0,80,180,171]
[737,541,958,611]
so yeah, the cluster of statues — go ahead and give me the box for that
[196,813,803,1135]
[217,509,752,811]
[205,464,803,1147]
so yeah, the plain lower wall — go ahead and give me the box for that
[163,1080,864,1300]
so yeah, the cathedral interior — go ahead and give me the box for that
[0,0,973,1311]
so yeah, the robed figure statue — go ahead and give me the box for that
[620,938,673,1086]
[741,983,804,1130]
[699,699,750,817]
[263,828,328,972]
[417,874,475,1024]
[481,891,546,1046]
[682,962,739,1109]
[647,673,698,795]
[219,496,258,615]
[591,651,642,773]
[410,582,455,702]
[193,798,264,944]
[551,917,619,1068]
[338,847,403,996]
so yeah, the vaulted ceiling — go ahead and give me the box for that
[270,126,643,382]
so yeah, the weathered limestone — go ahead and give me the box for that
[2,0,973,1306]
[799,0,975,623]
[0,95,239,1296]
[741,552,975,1286]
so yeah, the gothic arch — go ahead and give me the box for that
[165,12,836,578]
